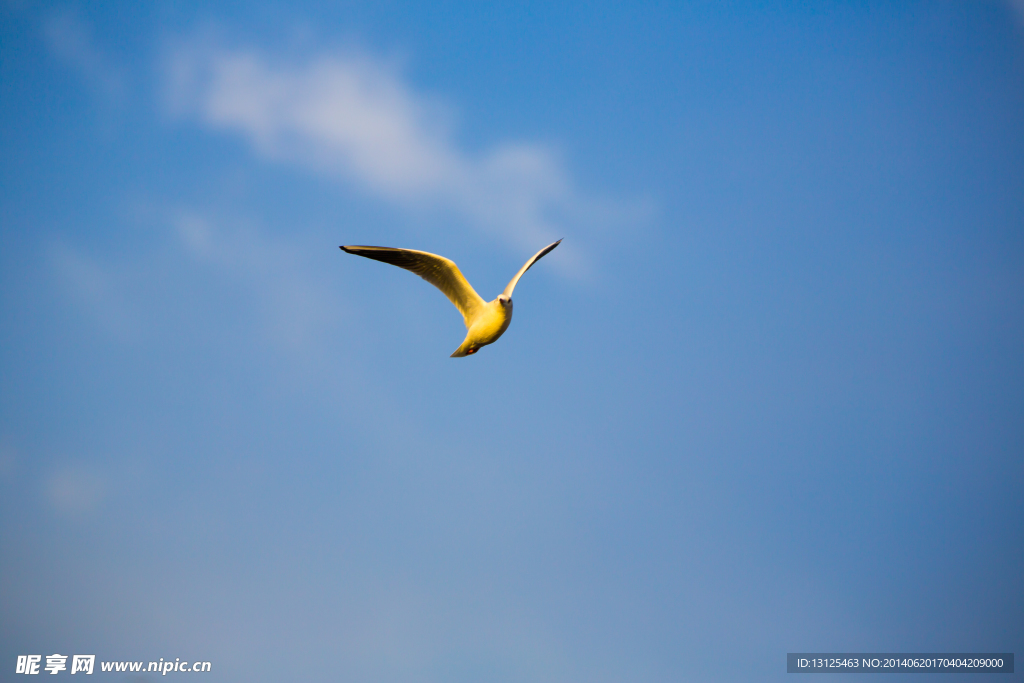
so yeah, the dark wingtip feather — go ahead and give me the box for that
[540,239,562,258]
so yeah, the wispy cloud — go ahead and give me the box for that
[50,202,338,357]
[1008,0,1024,27]
[164,36,631,252]
[43,11,123,101]
[50,239,137,341]
[0,439,16,478]
[45,466,106,516]
[172,209,333,352]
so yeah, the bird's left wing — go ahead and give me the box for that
[340,246,486,326]
[502,239,562,299]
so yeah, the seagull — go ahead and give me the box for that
[340,240,561,357]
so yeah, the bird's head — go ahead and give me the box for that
[497,295,511,308]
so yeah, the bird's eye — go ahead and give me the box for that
[467,348,476,354]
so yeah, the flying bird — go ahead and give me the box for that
[340,240,562,357]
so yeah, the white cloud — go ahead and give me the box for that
[164,37,615,252]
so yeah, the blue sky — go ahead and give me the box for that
[1,1,1022,681]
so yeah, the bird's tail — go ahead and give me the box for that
[450,337,475,357]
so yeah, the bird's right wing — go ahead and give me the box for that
[340,246,487,327]
[502,239,562,299]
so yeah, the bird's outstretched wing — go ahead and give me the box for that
[502,239,562,299]
[340,246,486,326]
